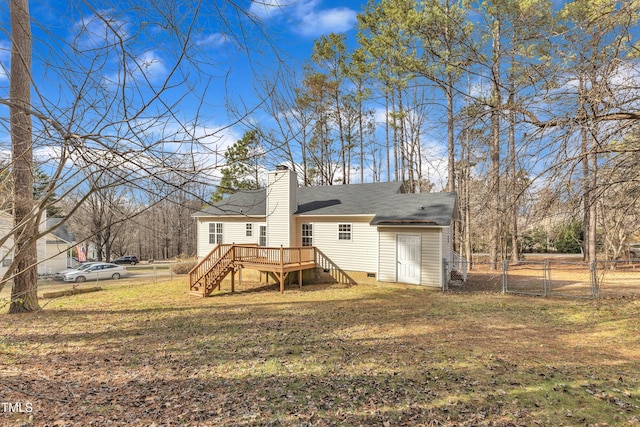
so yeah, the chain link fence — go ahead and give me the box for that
[446,257,640,299]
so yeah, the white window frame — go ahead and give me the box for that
[259,225,267,247]
[338,223,352,241]
[209,222,223,245]
[301,223,313,247]
[246,223,253,237]
[0,247,11,267]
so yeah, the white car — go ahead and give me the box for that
[62,262,129,282]
[54,262,100,280]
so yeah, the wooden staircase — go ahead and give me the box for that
[189,244,236,297]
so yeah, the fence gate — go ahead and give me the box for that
[502,260,547,296]
[547,261,597,299]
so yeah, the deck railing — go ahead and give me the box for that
[233,245,316,266]
[189,244,317,294]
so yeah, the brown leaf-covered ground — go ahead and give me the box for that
[1,278,639,426]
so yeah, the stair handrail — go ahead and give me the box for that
[189,243,232,291]
[198,247,236,295]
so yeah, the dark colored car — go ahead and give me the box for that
[113,255,140,265]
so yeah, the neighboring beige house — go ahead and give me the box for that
[193,166,458,288]
[0,212,75,278]
[42,218,76,275]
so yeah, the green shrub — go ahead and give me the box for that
[553,220,584,254]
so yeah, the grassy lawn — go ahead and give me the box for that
[0,279,639,426]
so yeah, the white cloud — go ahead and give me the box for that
[132,51,166,81]
[295,7,357,37]
[197,33,231,48]
[72,12,129,50]
[102,50,167,87]
[249,0,357,37]
[249,0,291,20]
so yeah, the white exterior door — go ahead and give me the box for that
[397,234,421,284]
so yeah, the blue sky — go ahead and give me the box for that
[1,0,610,191]
[0,0,365,175]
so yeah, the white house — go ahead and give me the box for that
[0,212,76,278]
[193,166,458,289]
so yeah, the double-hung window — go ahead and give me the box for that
[338,223,352,241]
[246,223,253,237]
[301,224,313,247]
[209,222,223,245]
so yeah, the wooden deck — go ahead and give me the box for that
[189,244,317,297]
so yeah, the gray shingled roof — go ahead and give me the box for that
[193,189,267,217]
[193,182,456,226]
[46,218,76,243]
[296,181,405,215]
[369,192,457,226]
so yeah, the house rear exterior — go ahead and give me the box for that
[193,167,458,288]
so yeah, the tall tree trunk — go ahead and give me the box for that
[301,128,308,186]
[446,83,455,193]
[9,0,39,313]
[385,91,391,182]
[489,17,502,269]
[508,88,519,262]
[391,89,399,182]
[358,93,364,184]
[579,75,590,261]
[587,148,598,263]
[446,76,457,252]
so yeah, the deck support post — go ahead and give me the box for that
[231,269,235,293]
[280,245,284,292]
[299,269,302,288]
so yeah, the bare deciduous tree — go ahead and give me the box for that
[0,0,278,312]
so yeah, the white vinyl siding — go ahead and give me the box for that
[421,230,442,287]
[266,170,297,247]
[196,218,266,257]
[441,226,452,263]
[296,217,377,272]
[378,229,397,282]
[377,227,443,288]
